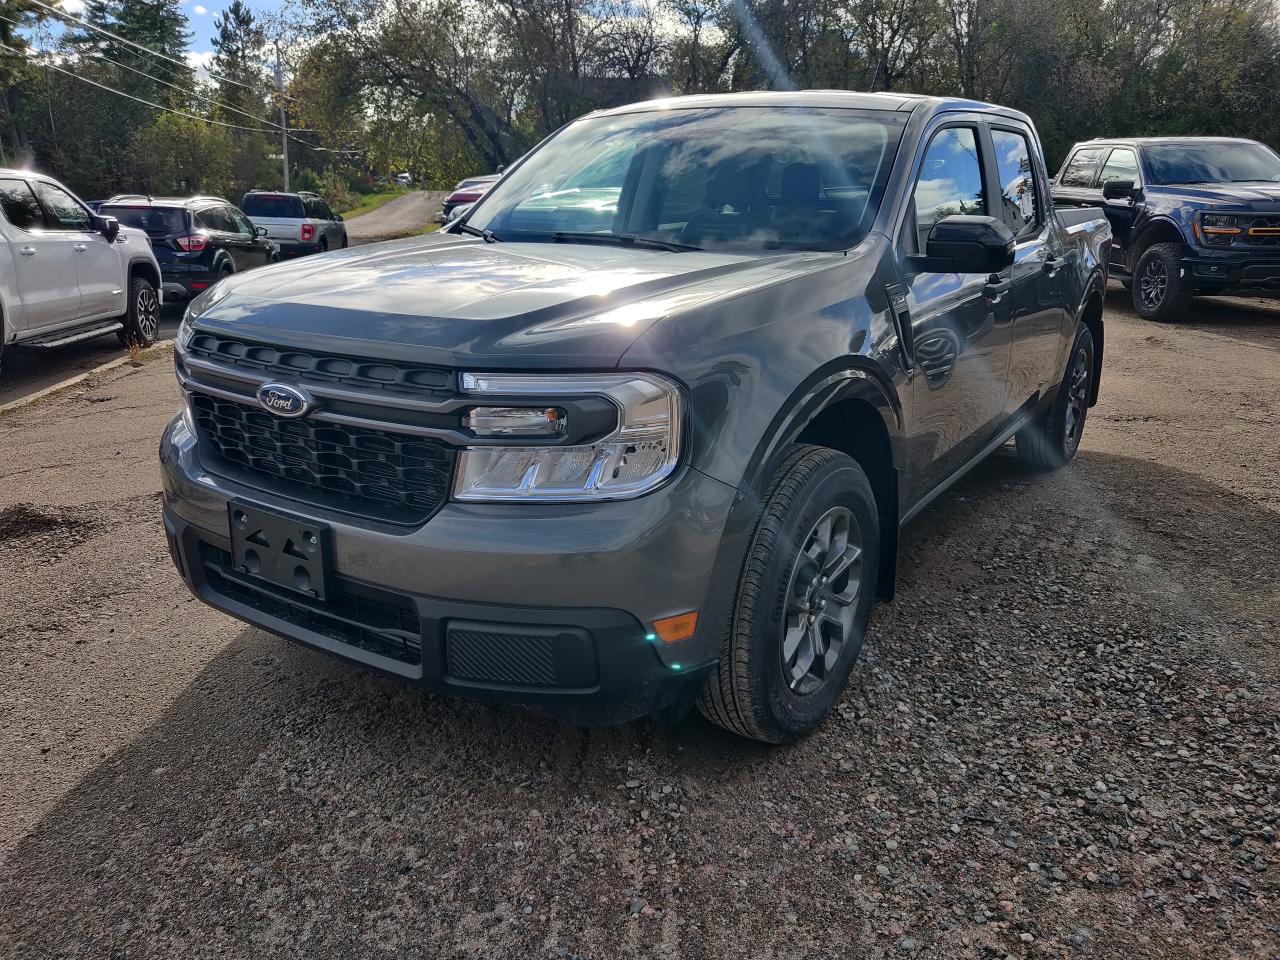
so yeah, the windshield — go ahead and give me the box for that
[99,205,187,235]
[465,107,905,252]
[1145,141,1280,184]
[240,194,305,218]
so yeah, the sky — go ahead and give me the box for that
[55,0,283,78]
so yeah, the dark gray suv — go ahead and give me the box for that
[161,91,1110,742]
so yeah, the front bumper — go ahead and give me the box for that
[159,411,742,724]
[1182,252,1280,293]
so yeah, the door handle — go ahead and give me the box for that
[983,276,1012,304]
[19,246,35,256]
[73,243,88,252]
[1042,256,1064,277]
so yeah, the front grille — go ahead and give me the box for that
[1242,215,1280,247]
[186,332,453,399]
[190,393,455,524]
[199,542,422,665]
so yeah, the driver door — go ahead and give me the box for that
[896,123,1013,502]
[34,179,123,321]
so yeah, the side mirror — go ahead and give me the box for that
[447,203,474,223]
[1102,179,1136,200]
[255,226,269,237]
[334,213,343,223]
[93,214,120,242]
[917,215,1015,274]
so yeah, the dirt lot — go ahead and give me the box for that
[1,289,1277,959]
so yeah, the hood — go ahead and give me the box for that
[1150,182,1280,209]
[193,232,823,368]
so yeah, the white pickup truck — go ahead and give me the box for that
[0,169,163,378]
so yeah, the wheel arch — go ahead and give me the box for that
[739,361,904,600]
[1127,217,1185,269]
[128,257,161,293]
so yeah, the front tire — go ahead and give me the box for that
[1132,242,1191,322]
[698,445,879,743]
[117,275,160,348]
[1016,321,1095,470]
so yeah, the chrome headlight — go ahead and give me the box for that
[453,372,683,502]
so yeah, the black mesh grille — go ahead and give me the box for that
[447,629,558,686]
[186,332,453,398]
[190,393,454,524]
[199,543,422,665]
[1243,215,1280,247]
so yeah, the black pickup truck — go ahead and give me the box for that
[162,92,1110,743]
[1053,136,1280,321]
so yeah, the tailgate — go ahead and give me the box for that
[247,217,303,242]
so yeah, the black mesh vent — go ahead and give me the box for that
[190,393,454,524]
[199,543,422,665]
[186,333,453,398]
[447,629,558,687]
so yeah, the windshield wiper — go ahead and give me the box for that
[455,222,501,242]
[552,231,702,253]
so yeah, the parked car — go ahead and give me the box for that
[161,91,1110,742]
[437,174,500,222]
[1052,136,1280,321]
[97,196,279,303]
[240,190,347,258]
[0,169,162,374]
[395,172,413,187]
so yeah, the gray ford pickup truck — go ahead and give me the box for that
[160,92,1111,743]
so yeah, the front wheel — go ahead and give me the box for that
[1016,321,1095,470]
[1132,242,1191,322]
[117,275,160,348]
[698,445,879,743]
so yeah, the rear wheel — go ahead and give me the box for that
[318,237,329,254]
[1016,321,1094,470]
[1132,242,1191,322]
[117,275,160,348]
[698,445,879,743]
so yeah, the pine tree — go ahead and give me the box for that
[211,0,268,119]
[67,0,193,105]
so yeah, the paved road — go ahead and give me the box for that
[1,291,1277,958]
[344,190,446,243]
[0,305,184,408]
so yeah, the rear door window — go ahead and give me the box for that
[990,128,1041,238]
[1057,147,1105,188]
[240,194,305,219]
[100,205,187,235]
[0,178,47,230]
[197,206,235,232]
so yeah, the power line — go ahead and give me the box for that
[24,0,307,105]
[0,9,282,134]
[0,39,312,138]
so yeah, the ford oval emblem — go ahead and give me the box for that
[256,382,311,418]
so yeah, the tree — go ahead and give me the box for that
[210,0,274,195]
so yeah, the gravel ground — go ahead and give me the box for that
[344,190,447,243]
[0,289,1277,959]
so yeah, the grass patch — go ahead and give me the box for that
[339,188,410,219]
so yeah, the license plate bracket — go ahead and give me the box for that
[228,502,330,601]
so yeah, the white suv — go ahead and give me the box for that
[0,169,163,376]
[240,190,347,258]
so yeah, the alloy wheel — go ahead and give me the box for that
[1138,255,1167,310]
[1064,344,1090,450]
[780,506,864,696]
[136,286,160,341]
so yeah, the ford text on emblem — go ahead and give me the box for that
[256,383,311,418]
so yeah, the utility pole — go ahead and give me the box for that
[274,40,289,191]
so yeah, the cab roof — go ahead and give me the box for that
[589,89,1033,125]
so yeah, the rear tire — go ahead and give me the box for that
[318,238,328,254]
[1132,242,1191,322]
[1016,321,1094,470]
[117,275,160,348]
[698,445,879,743]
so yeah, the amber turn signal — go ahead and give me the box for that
[652,611,698,643]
